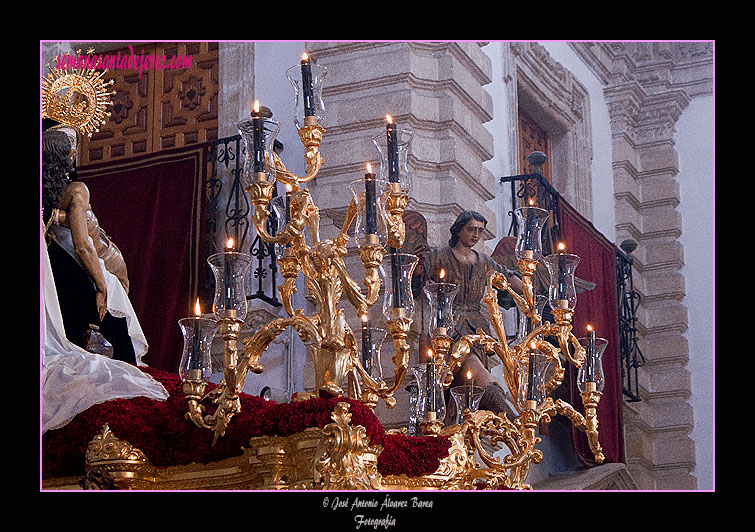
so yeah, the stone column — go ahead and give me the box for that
[605,74,696,490]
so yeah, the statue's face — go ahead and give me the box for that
[458,219,485,248]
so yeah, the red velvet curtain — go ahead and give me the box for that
[78,145,207,372]
[558,199,625,465]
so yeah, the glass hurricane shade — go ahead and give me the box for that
[450,385,485,424]
[238,114,281,185]
[178,316,217,382]
[208,251,253,321]
[514,206,550,261]
[372,127,413,193]
[358,326,387,380]
[412,362,449,423]
[543,251,581,311]
[516,351,553,410]
[349,176,391,246]
[381,253,419,319]
[285,60,328,129]
[423,281,459,336]
[577,336,608,393]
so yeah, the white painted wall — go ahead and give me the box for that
[675,95,715,491]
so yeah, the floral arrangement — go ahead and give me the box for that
[41,367,451,482]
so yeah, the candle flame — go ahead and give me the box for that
[587,324,594,332]
[361,313,369,323]
[226,237,234,250]
[530,340,538,350]
[386,114,393,124]
[558,242,566,252]
[302,52,309,61]
[366,162,372,174]
[529,198,534,206]
[466,370,472,380]
[253,100,260,113]
[285,183,293,192]
[194,298,202,317]
[439,268,446,280]
[427,348,434,362]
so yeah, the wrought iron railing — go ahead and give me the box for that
[616,242,644,402]
[201,134,281,308]
[500,159,643,402]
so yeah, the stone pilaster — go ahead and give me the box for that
[601,43,699,490]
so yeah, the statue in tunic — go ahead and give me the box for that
[421,211,522,420]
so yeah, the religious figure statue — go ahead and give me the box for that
[421,211,523,420]
[42,122,144,364]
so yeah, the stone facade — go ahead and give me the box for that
[573,42,713,489]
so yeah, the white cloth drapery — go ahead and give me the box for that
[41,225,169,433]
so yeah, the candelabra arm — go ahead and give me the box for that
[272,124,325,185]
[549,396,605,463]
[456,409,541,490]
[182,379,211,430]
[381,311,413,399]
[334,198,357,250]
[330,244,384,319]
[384,185,408,249]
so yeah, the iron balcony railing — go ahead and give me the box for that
[201,134,281,309]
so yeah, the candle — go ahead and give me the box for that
[467,370,474,410]
[428,349,436,415]
[391,251,403,309]
[586,324,595,382]
[527,340,537,402]
[386,115,402,308]
[190,298,202,370]
[300,53,316,117]
[386,115,399,182]
[284,183,292,223]
[436,269,447,336]
[224,237,235,311]
[556,242,568,305]
[252,100,265,173]
[361,313,372,375]
[523,198,535,255]
[364,163,377,235]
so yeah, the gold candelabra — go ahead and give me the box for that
[181,55,418,445]
[417,205,607,489]
[178,55,606,491]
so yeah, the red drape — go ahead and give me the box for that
[78,145,207,372]
[558,199,625,465]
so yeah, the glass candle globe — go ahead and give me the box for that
[178,316,217,383]
[358,324,387,380]
[423,281,459,337]
[372,124,413,194]
[349,174,390,247]
[412,362,449,424]
[381,253,419,320]
[514,206,550,261]
[516,350,554,411]
[543,250,581,311]
[286,58,328,129]
[238,111,281,185]
[450,384,485,424]
[208,250,253,321]
[577,335,608,393]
